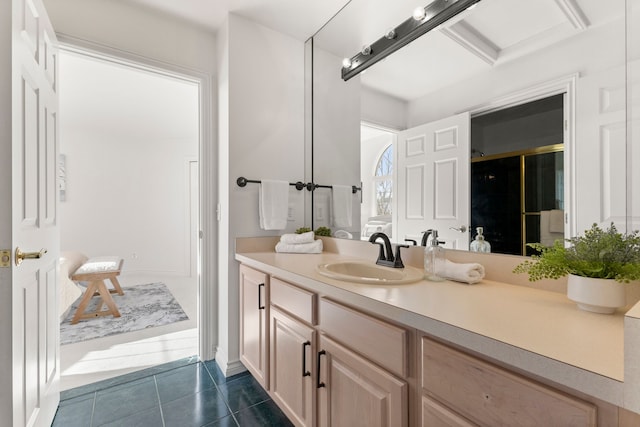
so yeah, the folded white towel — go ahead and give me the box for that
[436,259,485,284]
[275,239,323,254]
[331,185,352,228]
[259,180,289,230]
[280,231,315,244]
[549,209,564,233]
[540,211,564,246]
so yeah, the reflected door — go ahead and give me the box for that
[395,113,470,249]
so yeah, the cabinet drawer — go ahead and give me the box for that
[421,337,597,427]
[421,395,478,427]
[320,298,407,377]
[271,277,316,325]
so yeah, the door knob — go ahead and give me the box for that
[449,226,467,233]
[15,247,47,266]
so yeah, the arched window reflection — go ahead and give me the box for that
[374,145,393,215]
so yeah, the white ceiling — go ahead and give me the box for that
[123,0,350,40]
[108,0,623,104]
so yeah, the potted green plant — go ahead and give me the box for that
[513,223,640,314]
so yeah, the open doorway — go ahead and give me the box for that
[58,48,200,390]
[360,124,396,241]
[470,94,565,255]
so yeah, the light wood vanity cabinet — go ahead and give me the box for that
[239,265,269,388]
[249,271,409,427]
[239,263,640,427]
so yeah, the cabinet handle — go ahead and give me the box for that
[302,341,311,377]
[316,350,326,388]
[258,283,265,310]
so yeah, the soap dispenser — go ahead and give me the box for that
[424,229,446,282]
[470,226,491,253]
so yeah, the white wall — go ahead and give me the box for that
[58,52,199,275]
[361,87,407,130]
[43,0,216,73]
[217,14,306,374]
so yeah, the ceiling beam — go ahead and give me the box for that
[553,0,590,30]
[440,21,499,66]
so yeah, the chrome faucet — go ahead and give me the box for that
[421,229,445,246]
[368,232,407,268]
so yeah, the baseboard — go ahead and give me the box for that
[225,360,247,377]
[215,346,247,377]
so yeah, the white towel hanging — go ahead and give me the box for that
[331,185,352,228]
[259,180,289,230]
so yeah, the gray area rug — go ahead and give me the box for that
[60,282,189,346]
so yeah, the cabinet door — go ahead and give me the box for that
[317,336,408,427]
[270,307,316,427]
[239,265,269,388]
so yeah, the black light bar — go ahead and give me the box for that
[341,0,482,81]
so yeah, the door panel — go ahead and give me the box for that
[576,64,627,233]
[45,107,57,224]
[21,72,40,226]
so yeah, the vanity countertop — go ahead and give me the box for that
[236,244,631,408]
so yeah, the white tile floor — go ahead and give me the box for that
[60,273,199,391]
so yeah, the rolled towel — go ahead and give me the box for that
[275,239,323,254]
[436,259,485,284]
[280,231,315,244]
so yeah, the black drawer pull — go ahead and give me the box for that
[316,350,326,388]
[302,341,311,377]
[258,283,265,310]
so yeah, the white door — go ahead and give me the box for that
[2,0,60,425]
[394,112,470,250]
[575,64,629,235]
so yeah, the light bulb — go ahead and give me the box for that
[384,29,396,40]
[361,45,372,56]
[413,6,426,20]
[342,58,353,68]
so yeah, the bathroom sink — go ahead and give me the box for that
[316,261,424,285]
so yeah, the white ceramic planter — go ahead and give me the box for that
[566,274,626,314]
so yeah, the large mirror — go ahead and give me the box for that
[310,0,636,255]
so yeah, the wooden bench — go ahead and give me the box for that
[70,256,124,324]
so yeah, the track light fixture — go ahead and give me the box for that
[341,0,482,81]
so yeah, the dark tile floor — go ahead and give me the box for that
[52,358,294,427]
